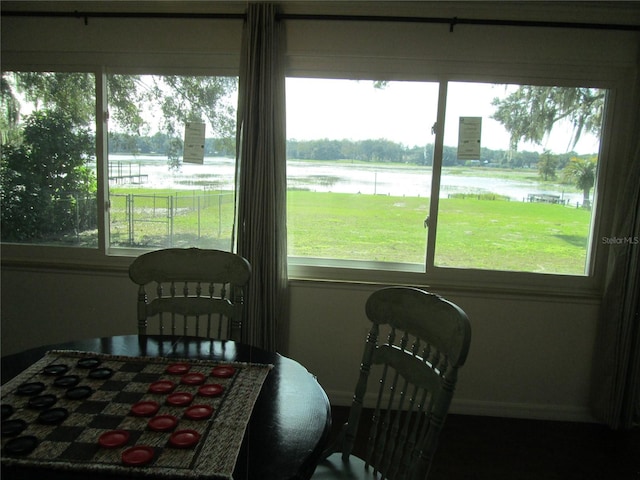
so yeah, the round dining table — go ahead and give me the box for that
[0,334,331,480]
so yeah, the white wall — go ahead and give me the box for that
[288,281,600,422]
[1,267,136,353]
[1,266,599,422]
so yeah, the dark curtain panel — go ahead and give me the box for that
[591,79,640,429]
[234,3,288,352]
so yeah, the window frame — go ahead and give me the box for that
[285,71,621,297]
[1,64,242,266]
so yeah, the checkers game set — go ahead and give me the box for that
[0,350,272,479]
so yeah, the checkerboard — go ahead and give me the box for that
[1,350,272,479]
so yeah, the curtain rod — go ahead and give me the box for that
[280,13,640,32]
[3,10,639,32]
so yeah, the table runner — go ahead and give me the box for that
[1,350,273,479]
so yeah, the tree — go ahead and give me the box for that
[563,156,597,208]
[1,110,95,241]
[1,72,238,242]
[147,76,238,169]
[491,86,605,152]
[537,150,558,180]
[0,75,21,144]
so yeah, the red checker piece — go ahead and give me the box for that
[148,414,178,432]
[122,445,155,466]
[211,365,236,378]
[99,430,130,449]
[169,429,201,449]
[184,404,213,420]
[148,380,176,394]
[198,383,224,397]
[130,400,160,417]
[165,363,191,375]
[180,372,206,385]
[166,392,194,407]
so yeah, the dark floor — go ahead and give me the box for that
[328,406,640,480]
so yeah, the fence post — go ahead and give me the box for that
[218,194,222,237]
[198,195,201,240]
[73,193,80,243]
[169,195,175,247]
[127,194,134,245]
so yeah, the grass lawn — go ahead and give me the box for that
[108,187,591,275]
[287,191,430,263]
[287,191,591,275]
[434,197,591,274]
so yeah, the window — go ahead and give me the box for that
[1,72,98,247]
[0,72,239,252]
[286,78,439,269]
[106,74,238,251]
[286,78,605,277]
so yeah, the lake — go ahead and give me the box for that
[108,154,584,205]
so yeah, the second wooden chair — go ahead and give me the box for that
[312,286,471,480]
[128,248,251,341]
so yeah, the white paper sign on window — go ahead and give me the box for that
[457,117,482,160]
[183,122,206,164]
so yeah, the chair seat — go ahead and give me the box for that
[313,453,384,480]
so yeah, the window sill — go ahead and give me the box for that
[288,260,603,301]
[1,244,132,274]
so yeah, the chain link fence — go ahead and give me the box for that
[109,192,234,249]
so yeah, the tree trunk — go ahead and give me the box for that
[583,188,591,208]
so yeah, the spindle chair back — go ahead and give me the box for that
[312,286,471,480]
[128,248,251,341]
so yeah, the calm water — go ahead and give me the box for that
[107,154,583,205]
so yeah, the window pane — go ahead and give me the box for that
[1,72,97,247]
[435,82,604,274]
[286,78,438,269]
[107,75,238,251]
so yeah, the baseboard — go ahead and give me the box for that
[326,391,597,423]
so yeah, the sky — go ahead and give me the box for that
[9,73,601,156]
[285,77,602,155]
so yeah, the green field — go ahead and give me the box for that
[109,189,235,250]
[110,186,591,275]
[287,191,590,274]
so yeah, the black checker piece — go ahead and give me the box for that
[1,404,14,420]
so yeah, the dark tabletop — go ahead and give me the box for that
[1,335,331,480]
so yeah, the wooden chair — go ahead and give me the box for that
[128,248,251,341]
[312,286,471,480]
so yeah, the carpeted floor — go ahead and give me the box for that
[326,406,640,480]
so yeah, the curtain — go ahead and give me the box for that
[234,3,288,352]
[590,77,640,429]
